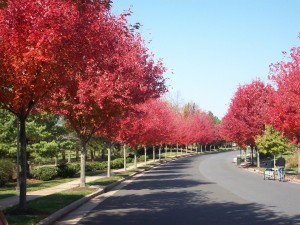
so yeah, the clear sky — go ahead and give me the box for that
[112,0,300,119]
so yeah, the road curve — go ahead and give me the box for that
[59,151,300,225]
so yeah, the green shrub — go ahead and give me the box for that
[286,150,298,169]
[138,155,149,162]
[126,157,133,163]
[111,158,124,169]
[57,163,79,178]
[86,162,103,172]
[31,166,59,181]
[0,159,14,186]
[98,161,108,170]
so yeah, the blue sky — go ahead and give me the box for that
[112,0,300,119]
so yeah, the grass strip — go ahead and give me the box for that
[4,187,95,225]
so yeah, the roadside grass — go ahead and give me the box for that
[0,178,76,200]
[5,188,95,225]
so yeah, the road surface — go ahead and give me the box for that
[57,151,300,225]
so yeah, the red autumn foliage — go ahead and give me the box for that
[269,46,300,142]
[0,0,78,209]
[220,80,272,147]
[115,99,174,148]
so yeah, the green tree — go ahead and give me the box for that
[256,125,291,167]
[0,109,17,158]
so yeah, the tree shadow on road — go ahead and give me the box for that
[78,155,300,225]
[79,189,299,225]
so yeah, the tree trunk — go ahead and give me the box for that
[176,143,178,157]
[186,144,188,154]
[298,146,300,174]
[134,148,137,169]
[68,150,71,163]
[54,156,58,166]
[79,137,87,187]
[201,144,203,153]
[123,144,127,171]
[165,145,167,159]
[107,145,111,177]
[90,149,94,161]
[16,118,20,191]
[19,116,27,210]
[144,146,147,165]
[257,150,260,168]
[153,146,155,161]
[159,145,162,161]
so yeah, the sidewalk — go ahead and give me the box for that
[0,160,160,211]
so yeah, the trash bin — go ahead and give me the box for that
[237,156,241,165]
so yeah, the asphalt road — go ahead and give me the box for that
[59,151,300,225]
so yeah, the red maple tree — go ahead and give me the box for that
[220,80,272,160]
[269,46,300,172]
[46,2,166,185]
[0,0,77,209]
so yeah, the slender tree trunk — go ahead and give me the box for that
[165,145,167,159]
[298,146,300,173]
[90,149,94,161]
[186,144,188,154]
[159,146,161,161]
[257,150,260,168]
[54,156,58,166]
[16,118,20,191]
[176,143,178,157]
[107,145,111,177]
[153,146,155,161]
[79,138,87,187]
[19,116,27,210]
[201,144,203,153]
[68,150,71,163]
[134,148,137,169]
[144,146,147,165]
[123,144,127,171]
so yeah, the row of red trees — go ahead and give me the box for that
[0,0,221,211]
[220,40,300,171]
[0,0,166,210]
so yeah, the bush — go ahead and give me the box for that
[286,150,298,169]
[98,161,108,170]
[57,163,79,178]
[138,155,149,162]
[86,161,105,172]
[31,166,59,181]
[0,159,14,186]
[126,157,133,163]
[111,158,124,169]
